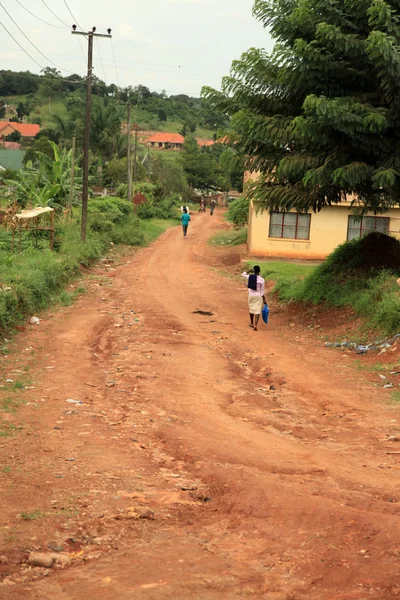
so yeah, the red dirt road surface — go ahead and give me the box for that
[1,213,400,599]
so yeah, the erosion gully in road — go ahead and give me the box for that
[0,213,399,599]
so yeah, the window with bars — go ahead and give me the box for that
[269,212,311,240]
[347,216,390,241]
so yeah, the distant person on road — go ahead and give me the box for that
[180,205,190,214]
[180,207,191,239]
[199,199,206,213]
[241,266,265,331]
[210,198,216,216]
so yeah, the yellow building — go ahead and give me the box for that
[245,172,400,260]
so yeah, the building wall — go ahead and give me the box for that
[249,203,400,259]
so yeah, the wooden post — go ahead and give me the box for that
[11,226,14,252]
[18,219,21,252]
[133,124,138,183]
[50,211,54,251]
[69,135,76,219]
[127,103,132,202]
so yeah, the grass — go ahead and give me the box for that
[247,260,317,302]
[20,510,46,521]
[249,235,400,336]
[0,396,25,413]
[0,422,21,437]
[0,197,176,336]
[390,391,400,403]
[139,218,177,244]
[210,228,248,247]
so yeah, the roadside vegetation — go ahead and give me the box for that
[210,228,248,247]
[0,196,176,334]
[250,233,400,335]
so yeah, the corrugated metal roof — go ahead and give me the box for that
[0,149,25,171]
[16,207,54,219]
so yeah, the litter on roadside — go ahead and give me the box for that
[66,399,83,405]
[30,316,40,325]
[326,332,400,354]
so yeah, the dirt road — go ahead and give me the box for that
[1,212,400,599]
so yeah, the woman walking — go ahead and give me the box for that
[241,266,265,331]
[180,207,191,239]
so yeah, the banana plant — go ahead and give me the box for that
[5,141,82,210]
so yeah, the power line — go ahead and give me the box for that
[15,0,64,28]
[96,38,107,83]
[0,20,90,84]
[62,0,87,59]
[0,3,76,74]
[0,20,42,68]
[41,0,70,28]
[110,38,120,87]
[63,0,84,31]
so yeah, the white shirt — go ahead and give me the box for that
[242,272,265,297]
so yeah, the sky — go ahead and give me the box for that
[0,0,274,96]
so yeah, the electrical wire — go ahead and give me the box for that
[110,38,120,88]
[15,0,64,28]
[0,20,89,84]
[41,0,70,28]
[1,3,76,74]
[96,38,107,83]
[61,0,87,58]
[0,20,42,68]
[63,0,84,31]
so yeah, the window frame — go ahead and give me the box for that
[347,216,390,241]
[269,212,311,241]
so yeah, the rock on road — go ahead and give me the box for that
[1,212,399,599]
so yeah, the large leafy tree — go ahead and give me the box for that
[204,0,400,214]
[180,137,229,191]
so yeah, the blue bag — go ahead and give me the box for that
[262,303,269,325]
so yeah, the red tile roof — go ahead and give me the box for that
[146,132,184,144]
[196,138,215,147]
[0,121,41,137]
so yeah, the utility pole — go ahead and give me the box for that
[133,123,139,183]
[127,103,132,202]
[68,135,76,218]
[71,26,112,241]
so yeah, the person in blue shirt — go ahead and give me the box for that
[180,208,191,238]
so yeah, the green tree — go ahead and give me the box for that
[5,130,21,142]
[23,136,54,165]
[204,0,400,214]
[181,137,228,191]
[16,101,28,120]
[158,108,167,122]
[148,154,189,198]
[0,98,5,119]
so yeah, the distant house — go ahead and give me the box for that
[146,132,185,150]
[196,138,214,147]
[0,149,25,171]
[0,121,41,141]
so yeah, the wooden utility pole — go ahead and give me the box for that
[68,135,76,218]
[72,26,112,241]
[133,123,139,183]
[127,103,132,202]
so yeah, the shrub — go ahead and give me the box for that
[227,197,249,229]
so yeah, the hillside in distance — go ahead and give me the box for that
[0,69,225,138]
